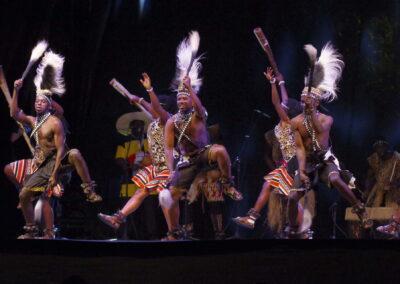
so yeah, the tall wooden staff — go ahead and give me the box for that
[253,27,280,76]
[109,78,153,120]
[0,66,35,154]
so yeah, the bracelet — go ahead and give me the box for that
[138,98,144,104]
[278,80,285,85]
[269,78,276,84]
[146,87,153,92]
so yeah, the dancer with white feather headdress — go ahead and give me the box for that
[162,31,242,240]
[10,47,102,239]
[286,42,372,238]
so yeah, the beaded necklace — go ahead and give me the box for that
[302,112,321,151]
[30,112,51,146]
[174,109,194,145]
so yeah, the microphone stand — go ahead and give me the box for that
[330,202,337,239]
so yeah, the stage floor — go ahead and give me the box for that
[1,238,400,283]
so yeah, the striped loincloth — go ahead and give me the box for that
[264,164,294,196]
[131,164,170,192]
[10,158,64,197]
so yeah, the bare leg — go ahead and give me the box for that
[287,191,305,228]
[120,188,149,216]
[210,213,223,233]
[253,181,273,212]
[161,205,172,231]
[215,214,223,232]
[67,149,92,183]
[19,189,35,225]
[329,173,372,228]
[41,197,54,230]
[68,149,102,202]
[329,173,359,205]
[168,187,182,230]
[232,181,272,229]
[209,145,232,179]
[97,188,148,229]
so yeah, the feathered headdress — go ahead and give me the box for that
[33,50,65,103]
[170,30,203,96]
[302,42,344,103]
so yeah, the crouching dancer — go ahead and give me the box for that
[11,51,101,239]
[286,43,372,237]
[162,76,242,240]
[98,73,175,234]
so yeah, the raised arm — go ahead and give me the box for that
[10,79,35,127]
[264,68,290,124]
[182,76,206,120]
[139,73,170,125]
[51,100,64,116]
[125,92,158,119]
[276,73,289,103]
[48,118,66,186]
[292,119,310,188]
[164,117,176,177]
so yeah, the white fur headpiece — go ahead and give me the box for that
[34,50,66,99]
[171,31,203,96]
[302,42,344,103]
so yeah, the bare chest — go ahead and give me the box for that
[37,119,55,145]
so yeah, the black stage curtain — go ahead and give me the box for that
[0,0,399,239]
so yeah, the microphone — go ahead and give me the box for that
[253,109,271,118]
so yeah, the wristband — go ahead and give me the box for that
[269,78,276,84]
[278,80,285,85]
[146,87,153,92]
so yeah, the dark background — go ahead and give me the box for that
[0,0,399,239]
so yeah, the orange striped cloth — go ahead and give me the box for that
[131,164,170,192]
[264,164,294,196]
[9,159,63,197]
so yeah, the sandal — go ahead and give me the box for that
[351,203,373,229]
[81,181,103,203]
[161,229,183,241]
[376,216,400,237]
[17,224,39,239]
[220,177,243,201]
[97,211,126,230]
[232,208,260,229]
[37,226,58,239]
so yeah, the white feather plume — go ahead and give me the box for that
[34,50,66,97]
[30,40,49,62]
[304,44,317,64]
[171,30,203,93]
[315,42,344,102]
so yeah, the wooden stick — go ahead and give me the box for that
[390,160,397,183]
[253,27,280,76]
[109,78,153,120]
[0,66,35,154]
